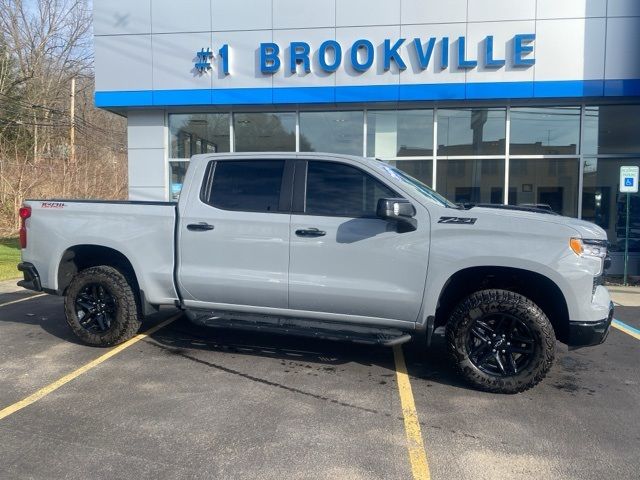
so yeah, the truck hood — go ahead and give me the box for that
[466,205,608,241]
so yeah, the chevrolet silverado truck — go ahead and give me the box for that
[17,153,614,393]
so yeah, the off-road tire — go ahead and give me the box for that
[64,266,141,346]
[446,289,555,394]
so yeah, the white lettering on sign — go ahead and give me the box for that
[620,166,639,193]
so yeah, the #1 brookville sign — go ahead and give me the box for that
[194,34,536,75]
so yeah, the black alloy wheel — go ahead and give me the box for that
[466,313,536,377]
[446,289,555,394]
[64,266,142,346]
[75,283,118,333]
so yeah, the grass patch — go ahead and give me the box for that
[0,237,21,281]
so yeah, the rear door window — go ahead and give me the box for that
[206,160,285,212]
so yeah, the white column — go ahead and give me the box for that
[229,112,235,152]
[432,108,438,190]
[577,104,585,219]
[362,109,368,157]
[127,109,168,201]
[504,107,511,205]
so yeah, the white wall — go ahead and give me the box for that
[126,110,167,201]
[93,0,640,97]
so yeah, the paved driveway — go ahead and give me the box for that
[0,289,638,479]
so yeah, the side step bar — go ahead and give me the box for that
[186,311,413,347]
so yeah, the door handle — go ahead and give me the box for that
[295,228,326,237]
[187,222,214,231]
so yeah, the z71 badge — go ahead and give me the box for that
[438,216,477,225]
[41,202,65,209]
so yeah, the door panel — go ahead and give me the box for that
[178,159,290,308]
[288,160,430,323]
[289,215,429,322]
[179,208,290,308]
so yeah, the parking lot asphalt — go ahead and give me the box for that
[0,290,638,480]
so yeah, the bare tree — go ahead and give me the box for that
[0,0,127,235]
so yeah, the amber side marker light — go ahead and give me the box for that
[569,238,584,256]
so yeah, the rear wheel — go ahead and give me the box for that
[446,289,555,394]
[64,266,141,346]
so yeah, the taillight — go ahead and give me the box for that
[19,206,31,249]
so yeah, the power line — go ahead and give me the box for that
[0,92,68,116]
[0,117,70,128]
[74,117,125,136]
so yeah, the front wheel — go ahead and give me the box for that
[64,266,142,346]
[446,289,555,394]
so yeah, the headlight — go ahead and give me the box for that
[570,238,608,259]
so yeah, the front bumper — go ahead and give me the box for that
[568,301,614,349]
[17,262,42,292]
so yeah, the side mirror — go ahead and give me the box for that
[377,198,417,231]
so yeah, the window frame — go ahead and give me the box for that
[200,159,294,214]
[292,160,401,219]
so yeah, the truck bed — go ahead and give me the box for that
[21,199,179,305]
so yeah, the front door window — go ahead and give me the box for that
[305,161,395,217]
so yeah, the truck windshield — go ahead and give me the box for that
[379,164,457,208]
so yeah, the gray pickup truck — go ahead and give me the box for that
[17,153,614,393]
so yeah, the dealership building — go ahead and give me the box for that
[93,0,640,273]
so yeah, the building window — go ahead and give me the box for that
[164,104,640,244]
[508,158,580,216]
[234,112,296,152]
[299,111,364,156]
[583,105,640,155]
[366,110,434,158]
[169,113,230,158]
[510,107,580,155]
[437,108,506,156]
[169,161,188,201]
[582,158,640,253]
[394,160,433,187]
[436,159,505,204]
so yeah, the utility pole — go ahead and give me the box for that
[70,77,75,165]
[33,110,37,160]
[66,76,75,197]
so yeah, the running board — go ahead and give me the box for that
[186,311,413,347]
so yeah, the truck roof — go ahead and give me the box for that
[189,152,382,169]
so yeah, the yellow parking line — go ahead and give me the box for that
[612,320,640,341]
[0,293,47,308]
[0,313,181,421]
[393,345,431,480]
